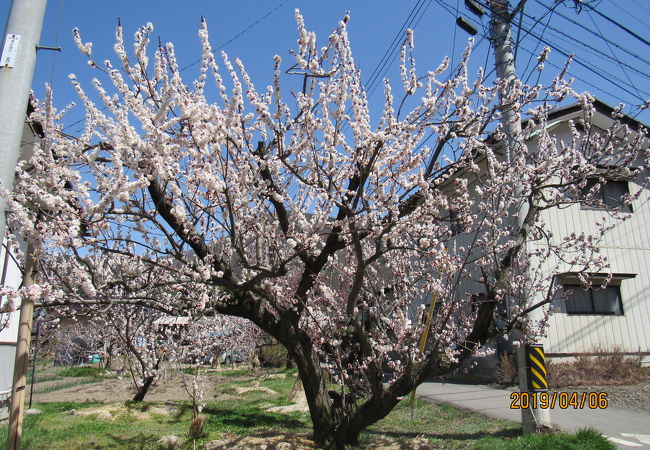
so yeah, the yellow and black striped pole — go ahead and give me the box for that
[525,344,548,391]
[518,343,551,433]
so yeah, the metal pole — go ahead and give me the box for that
[490,0,550,431]
[0,0,48,242]
[6,243,38,450]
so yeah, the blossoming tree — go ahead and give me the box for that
[2,10,647,448]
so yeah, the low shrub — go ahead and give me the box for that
[258,339,287,368]
[496,353,518,386]
[548,349,646,388]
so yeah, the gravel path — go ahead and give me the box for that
[555,380,650,414]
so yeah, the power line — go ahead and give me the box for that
[585,9,645,102]
[582,1,650,47]
[516,42,640,109]
[519,22,650,100]
[519,11,650,81]
[614,0,650,33]
[522,5,555,85]
[365,0,433,99]
[437,0,643,107]
[180,0,291,72]
[64,0,291,132]
[535,0,650,67]
[629,0,650,19]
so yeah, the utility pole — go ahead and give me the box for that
[0,0,47,241]
[1,1,48,448]
[6,243,37,450]
[489,0,551,432]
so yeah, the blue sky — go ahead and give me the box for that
[2,0,649,132]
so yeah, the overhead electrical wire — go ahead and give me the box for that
[516,42,639,107]
[534,0,650,67]
[364,0,433,100]
[521,6,555,85]
[582,1,650,47]
[486,0,650,102]
[436,0,643,108]
[180,0,291,72]
[520,11,650,81]
[64,0,290,132]
[629,0,650,20]
[613,0,650,33]
[585,9,645,102]
[518,22,650,100]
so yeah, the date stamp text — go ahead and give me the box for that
[509,392,608,409]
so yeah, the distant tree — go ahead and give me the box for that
[2,11,647,448]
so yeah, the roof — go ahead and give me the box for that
[486,98,648,147]
[546,99,647,132]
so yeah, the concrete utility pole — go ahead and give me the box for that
[0,0,47,242]
[1,1,48,448]
[489,0,551,432]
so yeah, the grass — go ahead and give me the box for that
[0,369,615,449]
[218,368,256,377]
[181,367,199,375]
[1,372,310,449]
[362,398,521,447]
[57,366,108,378]
[474,428,614,449]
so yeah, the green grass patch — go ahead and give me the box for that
[219,368,254,377]
[181,367,199,375]
[57,366,106,378]
[362,398,521,447]
[0,370,614,449]
[0,374,310,449]
[474,427,615,449]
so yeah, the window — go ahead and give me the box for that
[449,209,465,235]
[581,179,632,212]
[563,284,623,315]
[556,272,634,315]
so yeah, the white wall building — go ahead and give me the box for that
[528,101,649,362]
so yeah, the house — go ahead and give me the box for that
[526,101,649,364]
[423,100,650,379]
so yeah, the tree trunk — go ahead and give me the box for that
[285,334,339,448]
[131,376,154,402]
[285,354,296,370]
[252,309,428,448]
[103,344,113,370]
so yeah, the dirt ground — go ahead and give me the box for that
[31,369,259,404]
[553,380,650,414]
[34,370,650,418]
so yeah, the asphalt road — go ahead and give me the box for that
[417,381,650,449]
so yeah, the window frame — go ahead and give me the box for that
[580,178,633,213]
[448,209,465,235]
[562,283,624,316]
[556,272,634,316]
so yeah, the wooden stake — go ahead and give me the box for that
[7,243,38,449]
